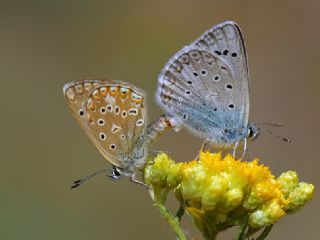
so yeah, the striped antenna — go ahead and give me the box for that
[71,168,108,189]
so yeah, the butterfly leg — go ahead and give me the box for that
[240,138,247,159]
[195,139,212,160]
[232,141,240,158]
[130,172,149,189]
[200,139,213,152]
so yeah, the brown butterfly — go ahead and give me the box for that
[63,79,171,188]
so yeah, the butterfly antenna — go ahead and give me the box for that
[259,122,285,127]
[260,126,291,143]
[71,168,108,189]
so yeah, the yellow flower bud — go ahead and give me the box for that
[285,182,314,213]
[144,153,173,187]
[224,188,244,212]
[201,176,226,211]
[249,199,285,228]
[167,163,183,188]
[181,163,208,202]
[278,171,299,196]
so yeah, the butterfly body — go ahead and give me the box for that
[156,21,260,148]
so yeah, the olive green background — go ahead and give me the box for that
[1,1,319,239]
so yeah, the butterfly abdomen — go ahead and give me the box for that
[145,115,172,146]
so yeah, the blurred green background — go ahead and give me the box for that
[1,0,319,239]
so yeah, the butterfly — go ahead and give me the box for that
[63,79,171,188]
[156,21,261,156]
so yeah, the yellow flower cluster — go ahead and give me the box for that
[144,152,314,233]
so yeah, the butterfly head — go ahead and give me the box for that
[109,166,122,180]
[247,123,260,141]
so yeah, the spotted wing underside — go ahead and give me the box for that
[156,21,250,142]
[63,79,107,128]
[84,82,146,168]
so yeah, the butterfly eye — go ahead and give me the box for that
[248,128,254,138]
[113,167,121,177]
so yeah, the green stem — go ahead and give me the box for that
[154,202,187,240]
[256,225,273,240]
[245,227,260,238]
[150,187,186,240]
[235,215,249,240]
[205,222,218,240]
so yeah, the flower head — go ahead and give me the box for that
[145,151,314,237]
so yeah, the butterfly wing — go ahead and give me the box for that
[193,21,250,125]
[156,21,250,143]
[83,81,147,169]
[63,79,107,127]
